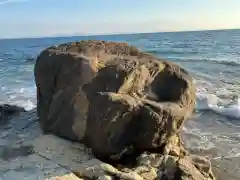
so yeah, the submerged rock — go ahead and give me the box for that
[0,145,34,161]
[0,104,26,123]
[26,57,35,62]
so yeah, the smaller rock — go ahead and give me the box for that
[159,155,178,179]
[163,134,187,157]
[26,57,35,63]
[191,155,215,179]
[158,155,215,180]
[134,165,158,180]
[47,173,84,180]
[0,145,34,161]
[72,159,115,179]
[73,158,144,180]
[0,104,26,123]
[97,175,114,180]
[137,152,164,168]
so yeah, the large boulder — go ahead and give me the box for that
[34,40,196,159]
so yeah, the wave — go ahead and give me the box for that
[196,92,240,119]
[166,56,240,67]
[144,49,240,67]
[4,91,240,119]
[0,86,36,111]
[145,49,198,56]
[214,60,240,67]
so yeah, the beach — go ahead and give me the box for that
[0,29,240,179]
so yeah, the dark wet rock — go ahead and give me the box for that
[25,57,35,63]
[0,145,34,161]
[0,104,26,123]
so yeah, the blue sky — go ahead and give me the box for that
[0,0,239,38]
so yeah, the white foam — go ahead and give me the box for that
[196,92,222,110]
[196,92,240,119]
[7,100,36,111]
[15,100,36,111]
[1,86,36,111]
[209,101,240,119]
[20,88,24,93]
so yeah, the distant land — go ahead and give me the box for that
[0,28,239,40]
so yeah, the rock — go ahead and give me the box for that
[97,175,114,180]
[47,173,83,180]
[0,104,26,123]
[177,156,215,180]
[137,152,164,168]
[162,134,187,157]
[134,165,158,180]
[72,159,117,178]
[191,155,215,179]
[158,155,215,180]
[72,158,143,180]
[26,57,35,63]
[34,49,97,140]
[34,40,196,159]
[134,153,165,180]
[70,153,214,180]
[0,145,34,161]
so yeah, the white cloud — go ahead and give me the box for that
[0,0,27,5]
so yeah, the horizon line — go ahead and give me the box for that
[1,28,239,40]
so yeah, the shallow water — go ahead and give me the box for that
[0,29,240,178]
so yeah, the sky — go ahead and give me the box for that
[0,0,239,38]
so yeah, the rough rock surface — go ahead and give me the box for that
[71,152,215,180]
[33,40,217,180]
[47,173,83,180]
[35,40,196,160]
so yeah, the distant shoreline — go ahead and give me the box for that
[0,28,239,41]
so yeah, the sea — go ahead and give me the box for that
[0,29,240,178]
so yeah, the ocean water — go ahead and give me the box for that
[0,29,240,170]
